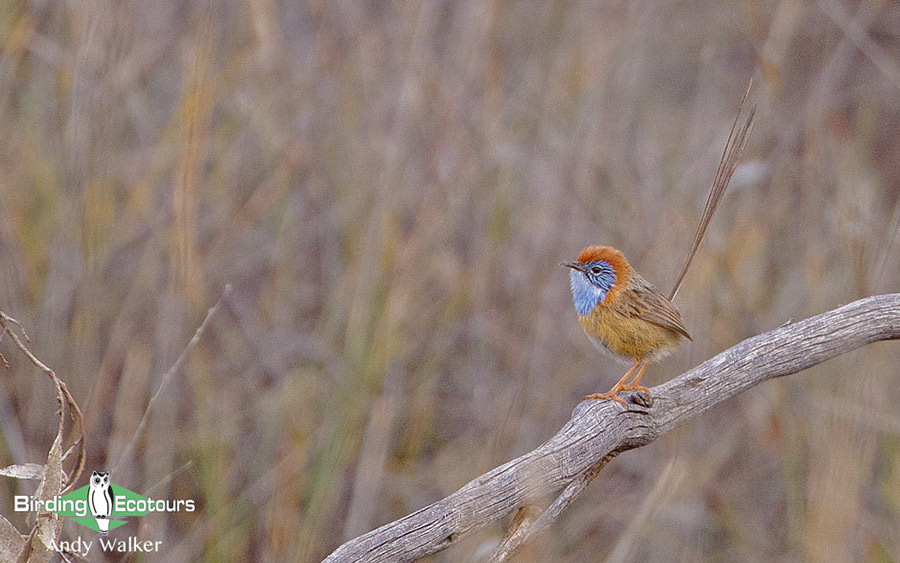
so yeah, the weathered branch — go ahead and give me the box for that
[325,294,900,562]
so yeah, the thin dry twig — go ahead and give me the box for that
[325,293,900,562]
[112,285,231,474]
[815,0,900,92]
[142,460,195,498]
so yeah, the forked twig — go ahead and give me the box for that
[325,293,900,562]
[487,453,616,562]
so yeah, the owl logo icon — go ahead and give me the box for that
[88,471,114,534]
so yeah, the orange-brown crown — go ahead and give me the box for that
[575,245,633,298]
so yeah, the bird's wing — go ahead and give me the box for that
[628,277,692,340]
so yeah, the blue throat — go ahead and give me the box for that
[569,261,616,316]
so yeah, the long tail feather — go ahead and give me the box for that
[669,80,756,301]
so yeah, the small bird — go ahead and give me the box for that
[564,83,755,403]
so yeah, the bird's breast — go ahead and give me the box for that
[577,295,683,362]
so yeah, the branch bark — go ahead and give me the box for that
[324,294,900,562]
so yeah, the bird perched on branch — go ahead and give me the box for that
[563,83,756,403]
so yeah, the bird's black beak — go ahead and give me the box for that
[560,260,585,272]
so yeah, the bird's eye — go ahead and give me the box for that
[591,266,602,274]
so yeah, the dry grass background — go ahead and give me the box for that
[0,0,898,561]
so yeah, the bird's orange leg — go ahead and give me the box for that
[621,361,650,393]
[584,360,640,404]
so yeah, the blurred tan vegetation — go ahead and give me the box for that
[0,0,898,561]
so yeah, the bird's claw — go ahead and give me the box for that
[584,384,651,406]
